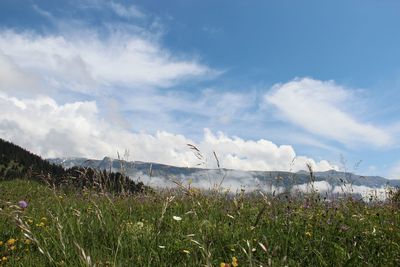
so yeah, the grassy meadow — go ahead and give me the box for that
[0,179,399,266]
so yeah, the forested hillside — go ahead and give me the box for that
[0,138,146,194]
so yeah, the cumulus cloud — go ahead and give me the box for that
[265,78,392,148]
[0,93,336,172]
[201,129,335,171]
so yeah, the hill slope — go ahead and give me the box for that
[0,138,145,194]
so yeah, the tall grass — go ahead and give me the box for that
[1,179,399,266]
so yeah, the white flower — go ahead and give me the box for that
[173,216,182,221]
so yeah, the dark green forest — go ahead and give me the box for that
[0,138,145,194]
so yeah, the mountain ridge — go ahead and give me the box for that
[48,157,400,192]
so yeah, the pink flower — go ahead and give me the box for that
[18,200,28,209]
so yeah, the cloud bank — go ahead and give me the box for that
[0,93,335,172]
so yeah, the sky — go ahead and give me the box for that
[0,0,400,178]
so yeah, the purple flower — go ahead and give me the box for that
[18,200,28,209]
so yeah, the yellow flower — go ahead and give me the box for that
[36,222,45,227]
[305,231,312,237]
[0,241,3,246]
[1,256,7,262]
[220,263,230,267]
[232,256,238,267]
[27,219,34,224]
[41,217,47,222]
[6,238,16,246]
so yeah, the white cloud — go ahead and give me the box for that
[0,52,40,94]
[0,93,336,172]
[0,29,213,94]
[109,2,144,19]
[135,170,286,193]
[265,78,392,148]
[333,185,389,201]
[201,129,335,171]
[292,181,333,194]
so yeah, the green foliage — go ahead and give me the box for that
[1,180,399,266]
[0,138,146,195]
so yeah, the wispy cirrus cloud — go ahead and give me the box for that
[109,1,145,19]
[0,28,214,94]
[265,78,393,148]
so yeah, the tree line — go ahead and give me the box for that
[0,138,146,194]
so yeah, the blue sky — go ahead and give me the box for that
[1,0,400,178]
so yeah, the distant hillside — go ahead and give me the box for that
[49,157,400,196]
[0,138,146,194]
[0,138,65,181]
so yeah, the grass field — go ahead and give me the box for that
[0,179,399,266]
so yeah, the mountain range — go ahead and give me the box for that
[49,157,400,199]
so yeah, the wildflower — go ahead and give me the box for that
[220,263,230,267]
[173,216,182,221]
[232,256,239,267]
[36,222,45,227]
[1,256,7,262]
[182,249,190,254]
[18,200,28,209]
[6,238,16,246]
[27,219,33,224]
[0,241,3,246]
[305,231,312,237]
